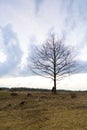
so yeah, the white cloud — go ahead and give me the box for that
[78,46,87,61]
[0,51,7,63]
[0,24,22,76]
[0,0,87,60]
[0,74,87,90]
[0,0,87,90]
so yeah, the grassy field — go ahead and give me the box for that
[0,90,87,130]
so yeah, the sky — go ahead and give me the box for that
[0,0,87,90]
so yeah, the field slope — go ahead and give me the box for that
[0,91,87,130]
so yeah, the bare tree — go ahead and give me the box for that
[30,34,76,93]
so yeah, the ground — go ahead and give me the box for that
[0,90,87,130]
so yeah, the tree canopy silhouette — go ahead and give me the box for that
[30,34,76,93]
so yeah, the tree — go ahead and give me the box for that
[30,34,76,93]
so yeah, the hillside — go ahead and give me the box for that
[0,90,87,130]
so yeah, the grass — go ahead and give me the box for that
[0,90,87,130]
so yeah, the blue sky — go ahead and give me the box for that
[0,0,87,90]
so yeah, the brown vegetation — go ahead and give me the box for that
[70,92,77,99]
[10,92,18,96]
[0,91,87,130]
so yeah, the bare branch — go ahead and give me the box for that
[30,34,76,93]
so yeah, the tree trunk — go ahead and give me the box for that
[52,76,56,94]
[53,37,57,94]
[54,74,56,94]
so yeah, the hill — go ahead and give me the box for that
[0,90,87,130]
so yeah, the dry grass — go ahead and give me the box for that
[0,91,87,130]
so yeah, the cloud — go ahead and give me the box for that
[0,0,25,9]
[0,0,87,77]
[77,60,87,73]
[0,24,23,76]
[18,35,38,76]
[34,0,43,15]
